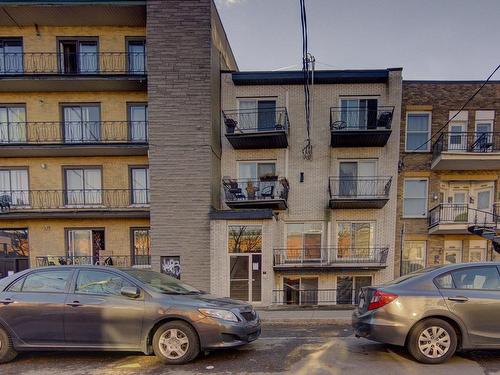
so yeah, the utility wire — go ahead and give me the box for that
[300,0,313,160]
[399,63,500,171]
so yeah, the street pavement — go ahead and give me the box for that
[2,322,500,375]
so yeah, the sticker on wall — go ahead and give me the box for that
[161,256,181,279]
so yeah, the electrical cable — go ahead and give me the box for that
[300,0,313,160]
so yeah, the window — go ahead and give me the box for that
[228,225,262,253]
[131,167,150,204]
[75,270,134,296]
[340,98,378,129]
[132,228,150,266]
[469,240,486,262]
[59,39,98,74]
[0,228,29,257]
[0,105,26,143]
[406,112,431,152]
[0,39,23,74]
[283,276,319,305]
[22,270,72,293]
[237,161,277,200]
[337,222,374,259]
[477,190,491,210]
[451,266,500,290]
[62,105,100,143]
[448,122,467,151]
[444,240,462,264]
[402,241,426,275]
[67,228,105,261]
[0,168,29,206]
[65,168,101,205]
[338,160,376,197]
[127,39,146,74]
[403,179,428,217]
[336,275,372,304]
[286,223,322,260]
[129,104,148,142]
[238,99,277,131]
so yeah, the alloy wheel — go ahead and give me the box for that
[158,328,190,360]
[418,326,451,358]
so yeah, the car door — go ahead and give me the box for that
[64,269,145,348]
[437,265,500,346]
[0,269,73,345]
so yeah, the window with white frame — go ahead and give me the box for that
[402,241,426,275]
[406,112,431,152]
[403,179,428,217]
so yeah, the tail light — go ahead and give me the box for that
[367,290,398,311]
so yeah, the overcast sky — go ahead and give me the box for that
[215,0,500,80]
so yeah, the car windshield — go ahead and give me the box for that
[121,269,202,295]
[382,265,444,286]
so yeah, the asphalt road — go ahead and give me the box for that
[2,322,500,375]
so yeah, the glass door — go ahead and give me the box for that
[127,41,146,74]
[65,168,102,206]
[473,188,493,224]
[0,169,29,207]
[67,229,93,263]
[283,277,318,305]
[475,122,492,152]
[63,105,100,143]
[0,106,26,143]
[129,104,148,142]
[337,222,374,260]
[448,123,466,151]
[339,162,357,196]
[257,100,276,131]
[229,254,261,303]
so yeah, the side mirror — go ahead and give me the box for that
[121,286,140,299]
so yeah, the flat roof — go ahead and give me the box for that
[0,1,144,4]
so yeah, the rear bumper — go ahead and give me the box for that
[352,309,408,346]
[194,316,261,350]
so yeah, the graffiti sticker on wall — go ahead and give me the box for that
[160,256,181,279]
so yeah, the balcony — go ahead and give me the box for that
[223,178,289,210]
[428,203,498,234]
[273,247,388,271]
[0,189,149,220]
[223,107,289,149]
[272,288,363,306]
[0,121,148,157]
[330,106,394,147]
[35,255,151,268]
[0,52,146,92]
[329,177,392,209]
[431,132,500,170]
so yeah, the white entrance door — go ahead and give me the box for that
[229,253,262,303]
[472,187,493,224]
[475,122,493,152]
[448,123,466,151]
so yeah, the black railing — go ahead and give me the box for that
[0,189,150,212]
[432,132,500,159]
[330,106,394,130]
[0,121,148,144]
[401,260,426,276]
[223,107,289,134]
[272,288,362,305]
[35,255,151,268]
[329,177,392,199]
[428,203,499,227]
[273,247,388,267]
[0,52,146,75]
[223,178,289,202]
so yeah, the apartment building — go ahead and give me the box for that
[396,81,500,277]
[0,0,237,285]
[210,69,403,306]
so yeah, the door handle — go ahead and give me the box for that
[0,298,13,304]
[448,296,469,302]
[66,301,82,307]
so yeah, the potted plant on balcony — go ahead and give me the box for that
[224,115,238,134]
[245,180,257,200]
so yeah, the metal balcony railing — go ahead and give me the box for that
[432,132,500,159]
[330,106,394,130]
[0,52,146,75]
[223,178,289,202]
[328,177,392,199]
[272,288,363,305]
[428,203,499,227]
[0,189,150,212]
[273,247,389,267]
[222,107,289,134]
[35,255,151,268]
[0,121,148,144]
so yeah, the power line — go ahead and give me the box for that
[300,0,313,160]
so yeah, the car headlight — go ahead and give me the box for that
[198,308,239,322]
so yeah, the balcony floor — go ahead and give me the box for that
[225,130,288,149]
[0,209,149,220]
[330,129,391,147]
[431,151,500,170]
[0,144,148,158]
[273,262,387,271]
[225,199,287,211]
[329,198,389,209]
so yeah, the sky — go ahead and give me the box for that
[214,0,500,80]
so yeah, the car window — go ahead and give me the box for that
[75,270,135,296]
[383,265,444,286]
[7,276,25,292]
[451,266,500,290]
[434,273,454,289]
[22,270,73,293]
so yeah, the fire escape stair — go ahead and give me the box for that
[467,225,500,254]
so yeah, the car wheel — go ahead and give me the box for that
[152,321,200,365]
[407,318,457,364]
[0,326,17,364]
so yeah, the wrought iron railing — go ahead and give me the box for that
[0,121,148,144]
[273,247,388,267]
[0,189,150,212]
[330,106,394,130]
[222,107,289,134]
[35,255,151,268]
[432,132,500,159]
[222,178,289,202]
[272,288,362,305]
[329,176,392,199]
[0,52,146,75]
[428,203,499,227]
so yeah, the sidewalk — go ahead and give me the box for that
[256,308,353,324]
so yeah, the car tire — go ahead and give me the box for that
[152,321,200,365]
[407,318,457,364]
[0,326,17,364]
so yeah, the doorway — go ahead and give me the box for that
[229,253,261,303]
[283,276,319,305]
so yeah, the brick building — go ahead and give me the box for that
[395,81,500,277]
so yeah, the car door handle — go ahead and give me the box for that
[0,298,13,304]
[448,296,469,302]
[66,301,82,307]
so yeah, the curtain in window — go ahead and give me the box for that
[84,169,101,205]
[79,43,98,73]
[238,100,257,130]
[128,42,145,73]
[0,107,26,143]
[132,168,149,204]
[407,114,429,150]
[130,105,147,141]
[0,41,23,74]
[64,106,100,143]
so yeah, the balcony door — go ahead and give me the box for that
[67,228,104,264]
[475,122,493,152]
[65,168,102,206]
[63,105,100,143]
[238,161,276,200]
[340,98,377,129]
[59,39,98,74]
[238,99,277,131]
[286,223,322,262]
[472,187,493,224]
[339,160,376,197]
[0,39,23,74]
[283,277,319,305]
[336,276,372,305]
[448,122,467,151]
[337,222,374,260]
[129,104,148,142]
[127,40,146,74]
[131,167,149,205]
[0,169,29,207]
[0,106,26,143]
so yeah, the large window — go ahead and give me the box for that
[338,160,376,196]
[62,105,100,143]
[0,168,29,207]
[127,39,146,74]
[286,223,322,260]
[337,222,374,259]
[228,225,262,253]
[65,167,102,206]
[238,99,277,131]
[336,276,372,305]
[0,105,26,143]
[406,112,431,152]
[0,39,23,74]
[59,39,98,74]
[128,104,148,142]
[0,228,29,257]
[402,241,426,275]
[131,167,150,205]
[403,179,428,218]
[340,98,378,129]
[132,228,150,266]
[67,228,105,262]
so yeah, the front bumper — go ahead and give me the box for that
[194,316,261,350]
[352,309,407,347]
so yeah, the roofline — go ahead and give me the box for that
[0,1,144,4]
[404,80,500,84]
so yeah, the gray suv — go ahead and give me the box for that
[0,266,261,364]
[353,262,500,364]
